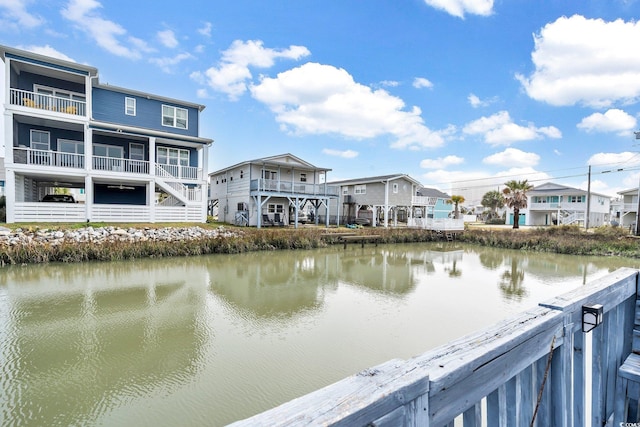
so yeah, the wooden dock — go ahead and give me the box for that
[229,267,640,426]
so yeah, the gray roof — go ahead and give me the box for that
[328,174,422,187]
[417,187,450,199]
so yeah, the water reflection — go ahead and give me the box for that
[0,260,211,427]
[0,244,639,426]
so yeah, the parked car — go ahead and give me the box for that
[41,194,76,203]
[289,211,309,224]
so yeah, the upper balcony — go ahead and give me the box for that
[12,146,202,181]
[412,195,438,206]
[250,178,339,197]
[10,88,86,117]
[529,201,586,210]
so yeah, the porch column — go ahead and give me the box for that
[149,137,156,176]
[384,181,389,228]
[148,181,155,223]
[84,126,92,171]
[85,175,93,222]
[4,111,13,166]
[5,169,14,223]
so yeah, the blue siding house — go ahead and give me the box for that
[1,45,212,223]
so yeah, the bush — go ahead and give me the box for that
[486,218,505,225]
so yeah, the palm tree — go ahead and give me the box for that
[502,180,533,229]
[447,195,465,219]
[481,190,504,220]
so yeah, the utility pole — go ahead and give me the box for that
[586,165,591,230]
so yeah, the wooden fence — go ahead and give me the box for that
[229,267,638,426]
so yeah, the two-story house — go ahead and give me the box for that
[328,174,447,228]
[511,182,611,227]
[208,153,339,228]
[613,188,638,230]
[1,45,212,223]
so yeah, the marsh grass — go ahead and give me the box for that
[1,223,638,265]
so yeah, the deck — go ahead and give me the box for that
[230,268,639,426]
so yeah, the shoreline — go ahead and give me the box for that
[0,223,638,266]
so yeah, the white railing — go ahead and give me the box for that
[92,156,149,174]
[161,180,202,202]
[250,179,339,196]
[156,206,204,222]
[408,218,465,231]
[14,202,85,222]
[91,205,151,222]
[561,212,585,225]
[155,164,201,180]
[10,88,86,116]
[230,268,638,427]
[530,202,586,210]
[13,147,84,169]
[412,196,438,206]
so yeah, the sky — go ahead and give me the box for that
[2,0,640,204]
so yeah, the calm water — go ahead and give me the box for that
[0,243,638,426]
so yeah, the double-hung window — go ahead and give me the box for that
[162,105,188,129]
[125,97,136,116]
[355,185,366,195]
[30,130,50,151]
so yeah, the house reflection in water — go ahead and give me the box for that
[0,260,210,427]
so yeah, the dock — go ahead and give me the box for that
[320,233,382,248]
[230,267,640,426]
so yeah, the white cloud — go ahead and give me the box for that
[0,0,43,29]
[423,0,494,18]
[517,15,640,108]
[149,52,193,73]
[17,45,74,62]
[577,109,637,135]
[196,88,209,98]
[468,93,497,108]
[251,62,449,149]
[462,111,561,145]
[420,155,464,169]
[197,40,310,100]
[587,152,640,167]
[413,77,433,89]
[379,80,399,87]
[61,0,145,59]
[157,29,178,48]
[198,22,212,37]
[483,148,540,167]
[322,148,359,158]
[623,171,640,188]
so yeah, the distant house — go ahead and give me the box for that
[1,44,212,223]
[327,174,422,227]
[414,187,452,219]
[208,153,339,227]
[510,182,611,227]
[613,188,638,229]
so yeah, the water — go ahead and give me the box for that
[0,242,637,426]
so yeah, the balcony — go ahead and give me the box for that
[412,196,438,206]
[13,147,201,181]
[251,178,339,197]
[10,88,86,117]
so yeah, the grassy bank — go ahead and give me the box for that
[0,223,638,265]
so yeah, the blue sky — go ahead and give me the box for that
[2,0,640,203]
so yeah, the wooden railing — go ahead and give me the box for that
[230,268,638,426]
[10,88,86,116]
[250,178,339,196]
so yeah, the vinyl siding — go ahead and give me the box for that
[92,87,199,138]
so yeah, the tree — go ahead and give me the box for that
[447,195,465,219]
[502,180,533,229]
[481,190,504,219]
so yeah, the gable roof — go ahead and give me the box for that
[209,153,331,175]
[328,174,422,187]
[417,187,450,199]
[529,182,611,198]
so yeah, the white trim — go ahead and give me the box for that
[34,84,85,101]
[30,129,50,150]
[162,104,188,130]
[125,97,136,116]
[129,142,144,160]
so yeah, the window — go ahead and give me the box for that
[129,143,144,161]
[355,185,366,195]
[262,170,277,180]
[58,139,84,168]
[268,203,284,213]
[94,144,123,158]
[343,187,348,195]
[300,173,307,182]
[162,105,188,129]
[30,130,50,151]
[392,183,399,193]
[125,97,136,116]
[240,170,244,179]
[93,143,124,171]
[157,147,189,166]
